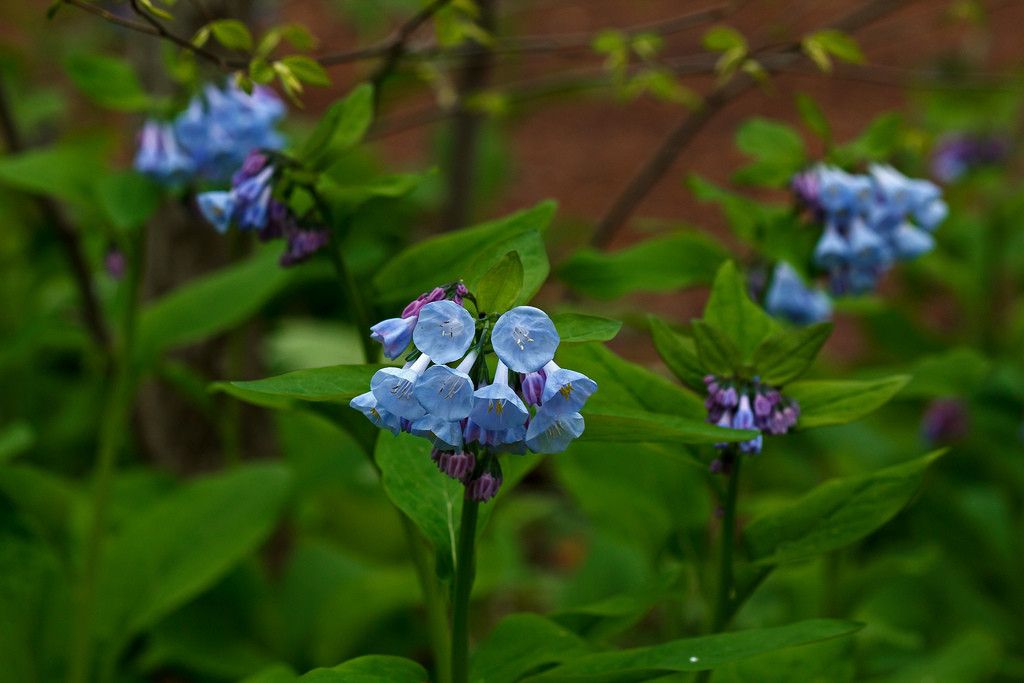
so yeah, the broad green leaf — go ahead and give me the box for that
[241,664,298,683]
[476,251,524,314]
[552,314,622,344]
[249,58,275,84]
[298,655,428,682]
[471,614,594,683]
[899,348,991,398]
[703,261,778,361]
[94,171,162,231]
[580,405,758,445]
[796,93,831,142]
[95,464,291,652]
[316,169,432,209]
[280,55,331,87]
[209,19,254,51]
[0,421,34,464]
[744,451,942,564]
[226,365,383,404]
[136,247,290,362]
[836,113,904,163]
[554,343,705,420]
[0,137,108,206]
[557,232,727,299]
[702,25,747,52]
[373,201,556,306]
[871,631,1000,683]
[733,117,806,186]
[787,375,910,429]
[688,174,785,243]
[752,322,832,385]
[648,316,706,392]
[520,619,863,681]
[64,54,150,111]
[691,320,743,377]
[300,83,374,167]
[463,228,549,307]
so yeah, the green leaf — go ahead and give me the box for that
[0,421,34,464]
[733,117,806,186]
[373,201,556,306]
[471,614,594,683]
[0,137,108,206]
[208,19,254,51]
[691,320,743,377]
[520,619,863,681]
[703,261,778,362]
[375,431,465,580]
[687,174,787,244]
[552,314,621,344]
[752,322,832,386]
[280,55,331,87]
[249,58,275,84]
[580,405,758,445]
[299,83,374,167]
[745,451,942,564]
[648,316,706,393]
[136,247,291,363]
[796,93,831,142]
[316,169,432,209]
[224,365,384,404]
[95,464,291,652]
[557,232,728,299]
[899,348,990,398]
[64,54,150,111]
[837,113,904,163]
[475,251,524,314]
[787,375,910,429]
[241,664,298,683]
[298,655,428,682]
[702,25,747,52]
[810,29,865,65]
[801,36,832,73]
[94,171,161,231]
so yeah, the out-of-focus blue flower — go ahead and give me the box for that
[196,191,235,234]
[134,120,195,184]
[891,222,935,260]
[930,133,1009,183]
[370,317,417,361]
[764,262,832,325]
[413,300,476,364]
[920,398,968,445]
[279,228,330,267]
[491,306,560,373]
[239,185,272,230]
[540,361,597,415]
[525,410,585,454]
[813,222,850,270]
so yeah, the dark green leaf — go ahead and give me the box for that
[557,232,727,299]
[94,171,162,231]
[0,137,108,206]
[520,619,863,681]
[64,54,150,111]
[735,118,805,171]
[691,320,743,377]
[299,83,374,167]
[373,201,556,306]
[745,451,942,564]
[552,314,622,344]
[687,174,787,243]
[136,247,291,363]
[298,655,428,682]
[209,19,254,51]
[240,664,298,683]
[752,322,832,385]
[0,421,34,464]
[899,348,991,398]
[463,228,549,307]
[703,261,778,361]
[222,365,384,407]
[796,93,831,142]
[648,316,706,393]
[316,169,432,209]
[471,614,594,683]
[580,405,758,445]
[787,375,910,429]
[476,251,524,314]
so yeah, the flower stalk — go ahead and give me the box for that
[450,496,480,683]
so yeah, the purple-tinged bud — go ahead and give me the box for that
[401,287,447,319]
[369,317,417,360]
[520,370,546,407]
[104,248,125,280]
[732,394,755,431]
[444,451,476,480]
[279,227,330,267]
[719,386,738,408]
[739,433,763,455]
[466,472,502,503]
[920,398,968,444]
[231,151,269,186]
[710,458,725,475]
[753,392,773,418]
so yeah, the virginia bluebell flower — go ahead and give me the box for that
[930,133,1009,183]
[134,120,195,184]
[350,283,597,502]
[704,375,800,471]
[764,262,832,325]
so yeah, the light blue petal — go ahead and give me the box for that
[196,191,235,233]
[349,391,401,435]
[415,364,475,420]
[813,223,850,269]
[891,222,935,260]
[412,300,476,363]
[541,369,598,414]
[369,317,416,360]
[411,415,463,451]
[526,410,584,454]
[470,383,529,431]
[370,367,427,420]
[914,199,948,231]
[491,306,560,373]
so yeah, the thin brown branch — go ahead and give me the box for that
[126,0,234,69]
[63,0,160,36]
[0,77,112,356]
[589,0,909,248]
[320,0,454,67]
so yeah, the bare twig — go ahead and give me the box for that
[589,0,909,247]
[125,0,233,69]
[0,77,112,355]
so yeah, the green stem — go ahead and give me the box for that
[451,498,480,683]
[695,452,742,683]
[67,229,145,683]
[326,227,376,364]
[399,513,452,683]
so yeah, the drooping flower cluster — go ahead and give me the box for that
[764,262,832,325]
[791,162,948,296]
[930,133,1009,183]
[134,82,285,185]
[704,375,800,472]
[351,285,597,502]
[196,151,329,267]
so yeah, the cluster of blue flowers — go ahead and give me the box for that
[791,162,948,298]
[930,133,1009,183]
[764,262,832,326]
[134,82,285,185]
[704,375,799,473]
[351,284,597,502]
[196,151,329,267]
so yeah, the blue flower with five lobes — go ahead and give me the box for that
[891,222,936,260]
[134,120,195,183]
[411,414,464,452]
[490,306,560,373]
[350,391,401,435]
[470,361,529,431]
[415,351,478,420]
[196,191,236,234]
[812,221,850,270]
[913,198,948,231]
[764,262,832,325]
[846,216,889,267]
[412,300,476,364]
[370,354,432,420]
[540,361,598,415]
[525,410,585,454]
[370,317,417,361]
